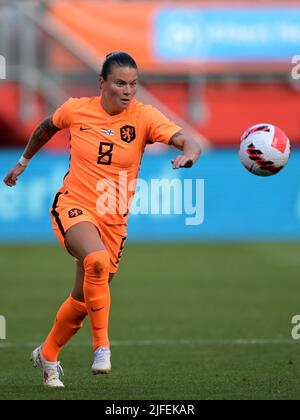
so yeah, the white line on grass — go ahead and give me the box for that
[0,338,299,349]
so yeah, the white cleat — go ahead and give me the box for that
[30,346,65,388]
[92,347,111,375]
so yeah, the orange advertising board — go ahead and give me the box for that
[50,1,158,71]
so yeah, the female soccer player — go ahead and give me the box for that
[3,52,201,388]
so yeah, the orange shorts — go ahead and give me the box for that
[50,192,127,273]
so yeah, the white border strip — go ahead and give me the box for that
[0,338,298,349]
[0,55,6,80]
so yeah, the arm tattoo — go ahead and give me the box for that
[169,131,183,146]
[23,116,60,159]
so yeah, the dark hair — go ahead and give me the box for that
[100,52,138,80]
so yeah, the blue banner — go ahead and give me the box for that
[154,8,300,61]
[0,149,299,242]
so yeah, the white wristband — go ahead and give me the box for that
[18,156,31,167]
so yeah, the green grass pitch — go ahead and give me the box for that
[0,243,300,400]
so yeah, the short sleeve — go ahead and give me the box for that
[52,98,76,129]
[144,106,182,145]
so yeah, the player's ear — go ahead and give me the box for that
[99,76,105,90]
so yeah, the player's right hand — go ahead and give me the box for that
[3,163,26,187]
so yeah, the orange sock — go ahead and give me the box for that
[42,295,87,362]
[83,250,111,351]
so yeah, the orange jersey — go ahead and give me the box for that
[52,96,181,225]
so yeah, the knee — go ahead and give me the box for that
[84,250,110,280]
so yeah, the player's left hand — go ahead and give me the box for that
[3,163,26,187]
[171,154,194,169]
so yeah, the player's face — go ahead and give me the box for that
[100,66,138,115]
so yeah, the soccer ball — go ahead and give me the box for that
[239,123,291,176]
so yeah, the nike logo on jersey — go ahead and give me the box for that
[80,126,91,131]
[91,307,105,312]
[100,129,114,136]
